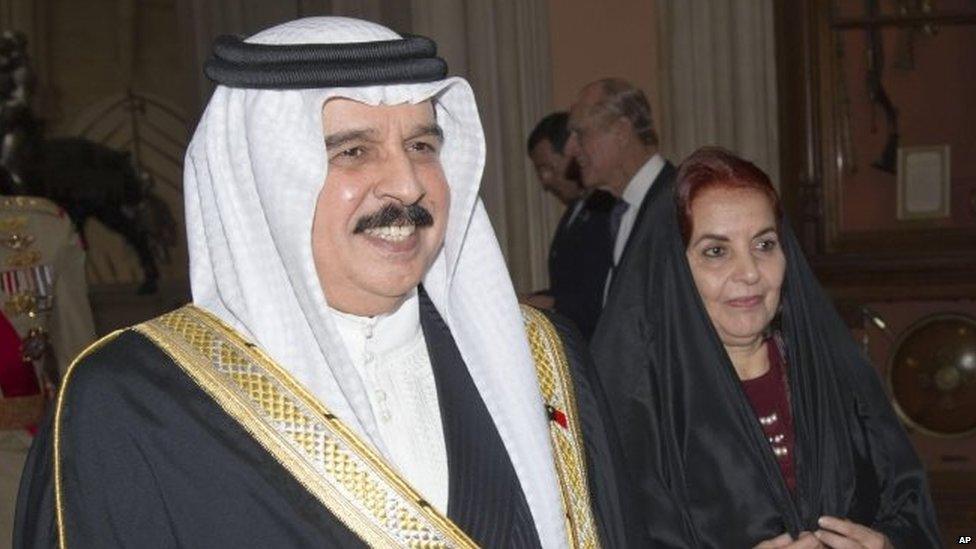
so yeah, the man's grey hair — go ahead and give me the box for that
[591,77,658,147]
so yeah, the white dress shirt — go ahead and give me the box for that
[612,153,665,264]
[604,153,665,303]
[328,289,449,512]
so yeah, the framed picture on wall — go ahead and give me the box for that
[897,145,951,221]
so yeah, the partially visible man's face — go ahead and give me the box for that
[529,138,581,205]
[566,84,622,191]
[313,98,449,316]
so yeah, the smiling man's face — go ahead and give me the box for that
[312,98,449,316]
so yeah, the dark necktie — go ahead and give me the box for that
[604,199,630,304]
[608,198,630,252]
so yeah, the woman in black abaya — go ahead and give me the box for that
[601,147,940,548]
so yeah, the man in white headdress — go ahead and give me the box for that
[14,17,624,548]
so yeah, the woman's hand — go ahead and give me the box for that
[754,531,824,548]
[814,516,893,549]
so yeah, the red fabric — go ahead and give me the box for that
[552,409,568,429]
[547,405,569,429]
[740,340,796,492]
[0,312,40,397]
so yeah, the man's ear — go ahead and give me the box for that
[611,116,631,145]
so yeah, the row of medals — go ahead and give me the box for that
[2,213,51,363]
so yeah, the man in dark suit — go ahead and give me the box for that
[527,112,614,341]
[564,78,677,546]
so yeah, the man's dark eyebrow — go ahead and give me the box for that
[407,123,444,142]
[324,128,378,149]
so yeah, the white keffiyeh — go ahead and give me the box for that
[183,16,566,548]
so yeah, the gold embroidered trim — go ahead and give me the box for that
[0,216,28,232]
[54,329,126,549]
[5,249,41,268]
[1,231,34,251]
[521,305,601,549]
[136,305,477,549]
[0,195,62,216]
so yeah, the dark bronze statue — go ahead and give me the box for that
[24,138,176,294]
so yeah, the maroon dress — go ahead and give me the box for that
[740,338,796,492]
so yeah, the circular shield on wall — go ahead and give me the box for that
[888,313,976,438]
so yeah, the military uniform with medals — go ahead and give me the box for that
[0,195,95,546]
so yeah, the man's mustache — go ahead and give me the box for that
[353,203,434,233]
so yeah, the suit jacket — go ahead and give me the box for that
[548,190,615,341]
[603,161,676,304]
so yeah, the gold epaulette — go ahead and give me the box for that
[521,305,601,549]
[0,195,64,218]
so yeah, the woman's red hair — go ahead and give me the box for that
[675,147,782,245]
